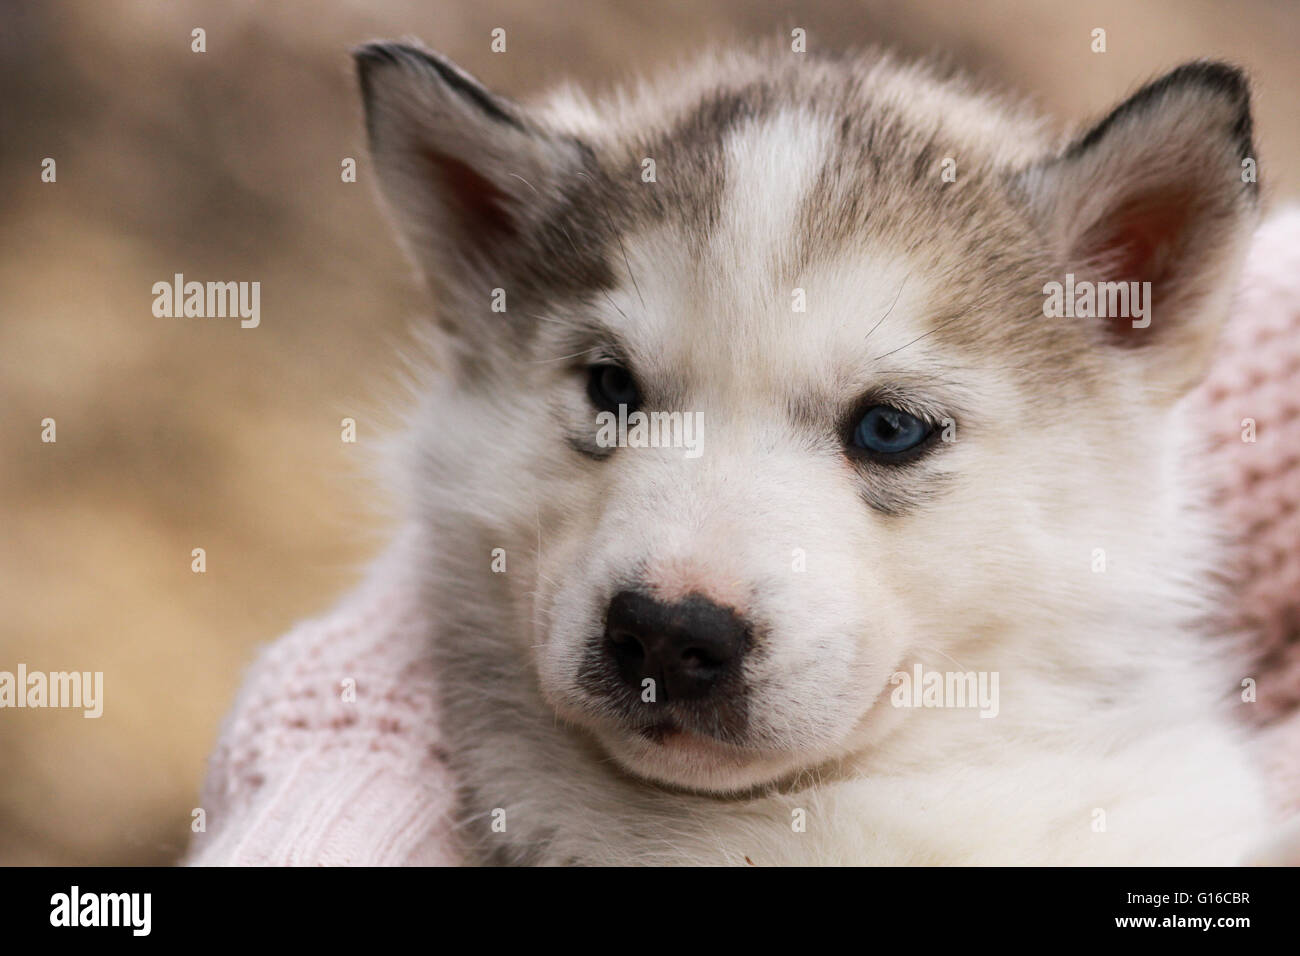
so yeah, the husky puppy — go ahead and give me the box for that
[354,40,1281,864]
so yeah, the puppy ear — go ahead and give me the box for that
[354,42,587,304]
[1016,61,1259,398]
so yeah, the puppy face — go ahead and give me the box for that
[358,46,1256,792]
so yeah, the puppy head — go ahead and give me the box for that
[357,45,1257,792]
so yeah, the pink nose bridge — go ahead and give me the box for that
[646,552,752,616]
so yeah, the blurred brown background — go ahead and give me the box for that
[1,0,1297,865]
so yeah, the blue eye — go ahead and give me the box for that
[851,405,932,456]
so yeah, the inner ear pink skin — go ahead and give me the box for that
[1072,190,1197,347]
[422,148,518,245]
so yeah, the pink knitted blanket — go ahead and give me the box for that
[186,210,1300,866]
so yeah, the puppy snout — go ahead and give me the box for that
[603,591,749,701]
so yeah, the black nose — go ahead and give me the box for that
[603,591,749,700]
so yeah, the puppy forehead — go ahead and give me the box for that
[563,95,1101,406]
[612,229,923,387]
[589,118,984,393]
[599,110,920,370]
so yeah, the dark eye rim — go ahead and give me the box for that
[586,362,641,414]
[841,398,943,465]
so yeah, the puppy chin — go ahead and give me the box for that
[595,725,804,795]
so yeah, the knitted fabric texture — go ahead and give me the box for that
[187,210,1300,865]
[186,526,457,865]
[1192,208,1300,809]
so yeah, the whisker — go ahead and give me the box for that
[512,172,630,322]
[578,170,647,312]
[864,273,909,343]
[872,305,972,362]
[526,344,608,365]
